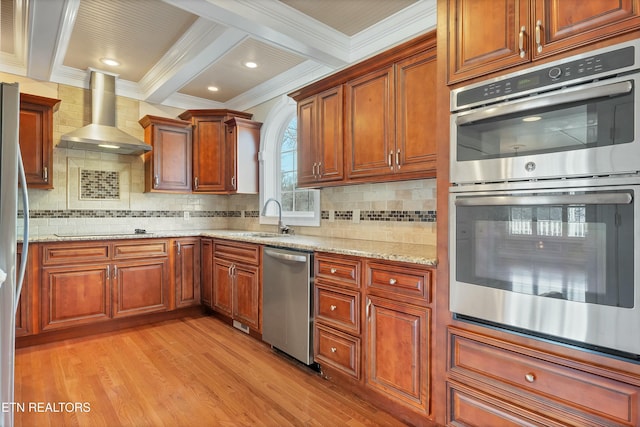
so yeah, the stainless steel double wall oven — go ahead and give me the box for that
[449,39,640,358]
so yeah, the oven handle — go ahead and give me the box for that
[455,193,632,206]
[455,80,633,125]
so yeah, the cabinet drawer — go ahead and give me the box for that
[42,243,110,265]
[314,324,360,380]
[447,381,565,427]
[113,240,168,259]
[449,330,640,426]
[316,254,361,288]
[214,240,260,265]
[366,260,431,303]
[315,284,360,334]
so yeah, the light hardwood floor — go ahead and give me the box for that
[14,315,408,426]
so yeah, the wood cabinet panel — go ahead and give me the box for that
[212,258,233,317]
[15,245,31,337]
[297,97,318,185]
[345,66,395,180]
[19,94,60,189]
[112,241,168,259]
[395,49,437,175]
[224,117,261,193]
[232,263,260,331]
[366,260,431,304]
[448,0,640,84]
[449,330,640,425]
[42,243,110,265]
[315,323,361,379]
[315,253,361,288]
[112,259,169,318]
[315,283,360,335]
[213,240,260,265]
[200,239,213,308]
[366,295,429,413]
[175,238,201,308]
[140,115,192,193]
[192,116,226,192]
[41,265,111,330]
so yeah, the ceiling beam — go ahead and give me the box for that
[162,0,350,69]
[139,19,247,104]
[26,0,75,81]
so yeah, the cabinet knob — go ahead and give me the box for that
[524,373,536,383]
[330,305,337,311]
[330,268,337,274]
[330,347,337,353]
[389,278,397,285]
[43,166,48,182]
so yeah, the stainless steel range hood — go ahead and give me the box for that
[58,71,151,155]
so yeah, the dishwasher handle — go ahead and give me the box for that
[264,248,308,263]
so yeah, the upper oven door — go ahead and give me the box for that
[450,73,638,184]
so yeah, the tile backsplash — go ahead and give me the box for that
[12,73,436,245]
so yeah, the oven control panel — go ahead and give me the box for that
[452,42,636,111]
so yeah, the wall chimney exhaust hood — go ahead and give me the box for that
[58,70,151,155]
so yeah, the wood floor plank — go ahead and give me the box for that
[14,315,408,427]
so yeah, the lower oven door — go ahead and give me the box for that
[450,182,640,357]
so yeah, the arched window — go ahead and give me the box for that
[260,96,319,227]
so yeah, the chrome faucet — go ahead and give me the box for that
[261,198,290,234]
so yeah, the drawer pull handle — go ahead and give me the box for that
[330,268,337,274]
[330,305,337,311]
[331,347,337,353]
[524,373,536,383]
[389,278,397,285]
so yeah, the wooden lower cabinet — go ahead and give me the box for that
[447,327,640,426]
[112,259,169,318]
[366,295,430,413]
[41,264,111,331]
[16,244,32,337]
[174,238,201,308]
[212,240,261,332]
[38,239,171,333]
[200,238,213,308]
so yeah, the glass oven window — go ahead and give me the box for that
[456,190,634,308]
[457,84,634,161]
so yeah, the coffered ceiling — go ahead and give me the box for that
[0,0,436,111]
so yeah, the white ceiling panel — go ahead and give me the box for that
[0,0,436,111]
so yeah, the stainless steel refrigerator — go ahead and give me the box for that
[0,82,30,427]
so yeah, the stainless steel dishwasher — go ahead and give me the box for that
[262,246,314,365]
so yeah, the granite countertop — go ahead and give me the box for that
[26,229,437,266]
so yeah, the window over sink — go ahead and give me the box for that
[260,95,320,227]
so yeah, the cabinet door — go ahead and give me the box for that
[366,295,429,413]
[233,263,260,331]
[151,124,192,192]
[447,0,530,84]
[41,265,111,331]
[112,259,169,318]
[317,86,344,183]
[175,239,200,308]
[395,49,437,176]
[345,66,395,180]
[201,239,213,308]
[193,116,226,192]
[19,94,60,189]
[534,0,640,60]
[296,97,318,186]
[212,258,233,317]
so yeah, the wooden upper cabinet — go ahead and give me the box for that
[297,86,344,187]
[395,49,437,177]
[179,109,253,194]
[19,94,61,189]
[345,65,395,180]
[224,117,262,194]
[139,115,192,193]
[448,0,640,84]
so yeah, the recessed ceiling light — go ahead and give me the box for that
[100,57,120,67]
[244,61,258,69]
[207,86,219,92]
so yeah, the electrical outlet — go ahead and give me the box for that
[184,211,190,220]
